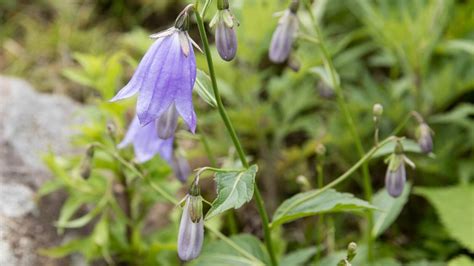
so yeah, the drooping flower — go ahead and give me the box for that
[416,122,433,154]
[118,116,173,163]
[384,141,415,198]
[269,0,299,63]
[211,0,238,61]
[172,154,191,183]
[111,5,197,135]
[178,182,204,261]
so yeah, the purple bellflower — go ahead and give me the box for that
[417,122,433,154]
[118,116,173,164]
[384,141,415,198]
[111,5,197,135]
[211,0,238,61]
[269,0,299,63]
[172,154,191,183]
[178,182,204,261]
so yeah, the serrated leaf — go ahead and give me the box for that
[372,182,411,237]
[190,234,268,266]
[205,165,258,220]
[414,185,474,252]
[281,247,317,266]
[272,189,376,227]
[194,69,217,107]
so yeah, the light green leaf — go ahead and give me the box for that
[281,247,317,266]
[38,238,90,258]
[194,69,217,107]
[372,139,422,158]
[205,165,257,220]
[272,189,376,227]
[414,185,474,252]
[190,234,268,266]
[448,255,474,266]
[310,66,339,89]
[372,182,411,238]
[437,39,474,55]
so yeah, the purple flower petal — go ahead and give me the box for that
[118,116,174,163]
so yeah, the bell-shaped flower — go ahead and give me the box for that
[111,5,197,135]
[177,183,204,261]
[384,141,415,198]
[172,154,191,183]
[269,0,299,63]
[210,1,238,61]
[118,116,173,163]
[416,122,433,154]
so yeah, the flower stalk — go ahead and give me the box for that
[194,10,278,266]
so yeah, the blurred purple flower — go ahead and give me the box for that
[417,123,433,154]
[118,116,173,163]
[111,25,197,133]
[269,1,299,63]
[172,154,191,183]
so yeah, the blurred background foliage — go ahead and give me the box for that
[1,0,473,265]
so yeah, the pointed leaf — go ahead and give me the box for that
[372,182,411,238]
[414,185,474,252]
[205,165,258,220]
[194,69,217,107]
[272,189,376,227]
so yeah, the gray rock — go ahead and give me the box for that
[0,76,83,266]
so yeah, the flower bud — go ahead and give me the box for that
[416,122,433,154]
[172,154,191,183]
[157,103,179,139]
[372,103,383,118]
[178,194,204,261]
[80,145,95,179]
[384,141,409,198]
[214,9,238,61]
[269,3,299,63]
[347,242,357,261]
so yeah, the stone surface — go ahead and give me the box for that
[0,76,83,266]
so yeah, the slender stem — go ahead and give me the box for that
[194,11,278,266]
[269,136,396,228]
[303,0,374,261]
[314,154,325,263]
[200,0,213,18]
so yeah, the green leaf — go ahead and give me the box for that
[272,189,376,227]
[448,255,474,266]
[414,185,474,252]
[205,165,258,220]
[372,182,411,238]
[194,69,217,107]
[38,238,90,258]
[190,234,268,266]
[281,247,317,266]
[372,139,422,158]
[437,39,474,55]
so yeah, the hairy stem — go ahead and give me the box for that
[194,11,278,266]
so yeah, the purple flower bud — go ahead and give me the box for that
[269,8,299,63]
[215,16,238,61]
[157,103,179,139]
[172,154,191,183]
[178,195,204,261]
[385,160,406,198]
[417,123,433,154]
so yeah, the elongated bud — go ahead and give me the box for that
[214,9,238,61]
[178,183,204,261]
[172,154,191,183]
[347,242,357,261]
[269,2,299,63]
[80,145,95,179]
[157,103,179,139]
[385,141,406,198]
[416,122,433,154]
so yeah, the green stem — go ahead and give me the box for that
[200,0,213,18]
[304,0,374,261]
[194,11,278,266]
